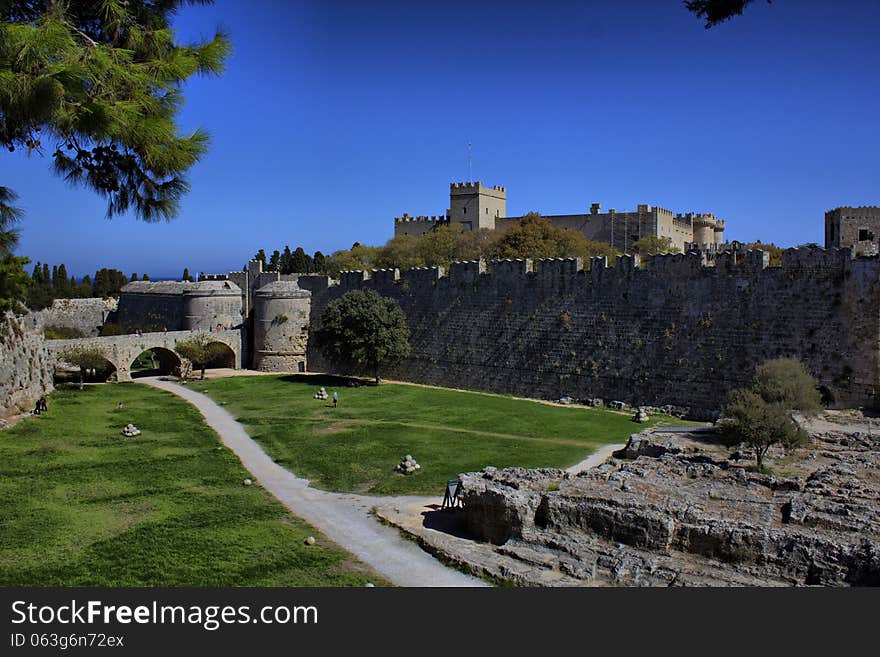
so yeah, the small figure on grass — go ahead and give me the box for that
[332,391,338,408]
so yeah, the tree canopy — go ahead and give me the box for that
[312,289,411,382]
[632,235,681,256]
[1,0,230,221]
[490,213,619,261]
[685,1,772,28]
[0,185,28,311]
[59,344,110,389]
[721,358,820,470]
[174,333,227,380]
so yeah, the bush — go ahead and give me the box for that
[99,322,125,336]
[752,358,821,414]
[43,325,85,340]
[722,359,819,470]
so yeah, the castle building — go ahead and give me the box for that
[825,206,880,255]
[394,182,726,253]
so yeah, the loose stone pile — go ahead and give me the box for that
[314,387,329,400]
[122,423,141,437]
[632,407,649,423]
[396,454,421,475]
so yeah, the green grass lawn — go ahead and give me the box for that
[0,383,386,587]
[190,375,700,496]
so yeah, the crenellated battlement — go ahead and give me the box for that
[394,213,449,224]
[450,181,506,194]
[328,247,868,297]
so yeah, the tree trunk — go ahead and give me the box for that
[200,366,206,380]
[79,368,84,391]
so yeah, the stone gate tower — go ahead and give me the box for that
[448,182,506,231]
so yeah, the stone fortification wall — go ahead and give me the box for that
[252,282,311,372]
[0,313,53,416]
[27,298,117,337]
[308,248,879,415]
[114,280,242,332]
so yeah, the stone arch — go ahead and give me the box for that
[128,347,182,379]
[203,340,237,370]
[53,353,117,384]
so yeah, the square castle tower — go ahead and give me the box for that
[448,182,507,231]
[393,182,724,253]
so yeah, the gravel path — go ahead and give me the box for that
[139,377,485,587]
[565,443,624,474]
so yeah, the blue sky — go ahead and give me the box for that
[4,0,879,279]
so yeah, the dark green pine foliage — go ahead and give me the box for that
[279,245,293,274]
[313,251,326,274]
[0,187,28,311]
[0,1,230,221]
[268,250,280,272]
[290,247,312,273]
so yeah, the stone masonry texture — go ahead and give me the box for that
[0,312,53,415]
[308,248,880,415]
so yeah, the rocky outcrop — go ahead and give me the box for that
[0,312,53,417]
[459,427,880,586]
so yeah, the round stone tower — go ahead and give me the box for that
[182,280,243,331]
[252,281,311,372]
[692,214,717,247]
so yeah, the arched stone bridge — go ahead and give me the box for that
[45,329,242,381]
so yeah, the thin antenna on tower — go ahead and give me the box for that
[467,142,473,182]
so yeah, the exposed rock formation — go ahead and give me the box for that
[0,312,53,417]
[458,426,880,586]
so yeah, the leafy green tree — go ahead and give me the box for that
[1,1,230,221]
[313,289,411,383]
[752,358,822,414]
[181,267,193,282]
[254,249,267,266]
[326,244,379,277]
[374,234,425,271]
[740,241,783,266]
[419,223,469,267]
[142,273,150,281]
[130,273,139,282]
[721,358,820,470]
[175,333,228,380]
[59,345,110,390]
[490,213,619,261]
[632,235,681,256]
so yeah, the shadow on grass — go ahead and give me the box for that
[278,374,376,387]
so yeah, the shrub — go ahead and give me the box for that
[43,325,85,340]
[721,358,820,470]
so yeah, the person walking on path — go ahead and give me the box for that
[332,391,338,408]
